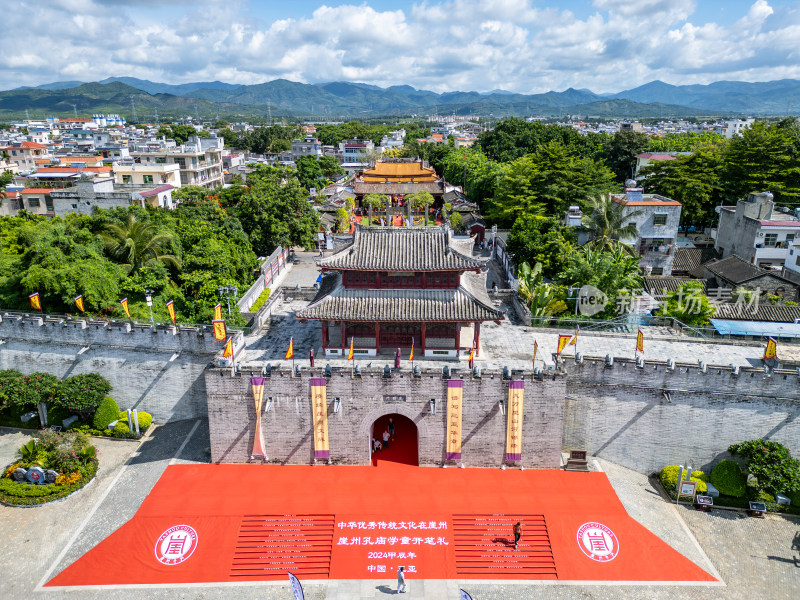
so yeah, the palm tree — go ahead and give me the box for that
[581,193,642,252]
[101,214,181,273]
[517,261,558,318]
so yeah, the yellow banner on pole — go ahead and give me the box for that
[222,337,233,358]
[556,334,571,356]
[636,329,644,354]
[446,379,463,461]
[29,292,41,311]
[764,337,777,360]
[74,295,85,313]
[167,300,176,324]
[250,376,266,458]
[212,319,226,342]
[120,297,130,319]
[310,378,329,460]
[214,304,222,321]
[505,380,524,462]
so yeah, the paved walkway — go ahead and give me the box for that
[2,424,799,599]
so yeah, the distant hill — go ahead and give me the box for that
[2,77,798,120]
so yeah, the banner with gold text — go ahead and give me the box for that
[446,379,463,461]
[213,304,222,321]
[222,338,233,358]
[505,380,524,462]
[167,300,176,324]
[212,320,226,342]
[764,337,777,360]
[74,295,85,313]
[310,378,330,460]
[250,376,266,458]
[29,292,41,311]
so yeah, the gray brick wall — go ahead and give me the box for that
[205,367,566,468]
[562,357,800,474]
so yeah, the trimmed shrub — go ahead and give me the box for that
[249,287,272,313]
[660,465,707,494]
[788,489,800,507]
[93,397,120,430]
[729,439,800,496]
[113,422,131,438]
[117,410,152,432]
[710,459,746,497]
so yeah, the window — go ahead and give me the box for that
[796,255,800,267]
[28,197,40,207]
[45,199,53,211]
[650,267,663,275]
[653,214,668,225]
[143,175,154,184]
[764,233,778,247]
[122,175,132,183]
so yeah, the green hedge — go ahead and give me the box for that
[249,287,272,313]
[93,397,120,430]
[0,462,97,506]
[0,370,111,415]
[117,410,153,431]
[710,459,746,497]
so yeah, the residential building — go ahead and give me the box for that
[113,160,181,188]
[703,254,798,301]
[3,141,49,171]
[132,135,224,189]
[611,188,682,275]
[290,136,323,161]
[296,226,503,358]
[713,191,800,268]
[782,240,800,284]
[725,118,755,139]
[339,139,374,163]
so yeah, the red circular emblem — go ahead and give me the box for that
[154,524,198,565]
[576,522,619,562]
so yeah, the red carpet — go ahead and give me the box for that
[47,451,716,587]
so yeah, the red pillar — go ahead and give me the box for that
[375,322,381,353]
[421,323,426,356]
[474,322,481,356]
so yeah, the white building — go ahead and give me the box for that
[131,135,224,189]
[611,188,682,276]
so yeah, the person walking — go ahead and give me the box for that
[513,521,522,550]
[388,417,395,441]
[396,566,406,594]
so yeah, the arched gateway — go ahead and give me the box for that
[369,413,418,467]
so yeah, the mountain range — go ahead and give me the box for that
[2,77,799,120]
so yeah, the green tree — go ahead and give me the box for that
[605,130,649,182]
[440,149,502,208]
[362,193,389,225]
[516,261,559,318]
[335,207,350,233]
[655,280,716,326]
[721,120,800,205]
[489,141,615,226]
[556,246,643,318]
[218,127,239,148]
[449,212,463,232]
[639,141,725,225]
[505,215,576,279]
[478,118,609,163]
[294,155,324,190]
[100,214,181,274]
[0,170,12,198]
[408,191,435,225]
[581,193,642,252]
[729,439,800,496]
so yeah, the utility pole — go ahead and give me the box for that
[130,96,138,123]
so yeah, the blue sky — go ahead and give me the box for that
[2,0,799,93]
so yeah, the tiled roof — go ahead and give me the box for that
[296,272,504,322]
[20,187,57,194]
[353,180,443,195]
[704,255,764,284]
[36,166,112,173]
[713,303,800,322]
[672,247,720,274]
[359,161,438,182]
[317,226,486,272]
[138,184,174,197]
[19,141,48,149]
[612,195,681,206]
[643,276,706,295]
[760,220,800,227]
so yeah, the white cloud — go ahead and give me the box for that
[0,0,798,95]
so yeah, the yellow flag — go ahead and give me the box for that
[636,329,644,353]
[347,337,354,361]
[556,334,571,356]
[166,300,176,324]
[570,325,580,346]
[764,337,777,360]
[213,303,222,321]
[74,295,85,313]
[212,319,226,342]
[285,337,294,360]
[532,339,538,367]
[29,292,41,311]
[120,297,130,319]
[409,339,414,361]
[223,337,233,358]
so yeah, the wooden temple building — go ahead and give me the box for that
[296,226,504,358]
[352,158,445,213]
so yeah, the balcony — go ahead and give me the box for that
[754,246,788,261]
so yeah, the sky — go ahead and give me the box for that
[1,0,799,94]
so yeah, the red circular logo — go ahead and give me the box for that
[154,525,198,565]
[576,522,619,562]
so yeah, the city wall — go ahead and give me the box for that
[0,314,241,422]
[205,366,565,468]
